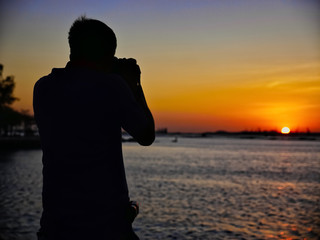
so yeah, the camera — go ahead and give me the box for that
[112,57,141,87]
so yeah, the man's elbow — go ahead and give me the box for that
[136,125,155,146]
[137,131,155,146]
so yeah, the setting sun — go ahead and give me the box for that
[281,127,291,134]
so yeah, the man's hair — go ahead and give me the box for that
[68,16,117,62]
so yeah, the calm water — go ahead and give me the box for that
[0,137,319,240]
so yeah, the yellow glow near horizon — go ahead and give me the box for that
[281,127,291,134]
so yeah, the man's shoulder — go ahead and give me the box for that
[37,68,65,81]
[34,66,128,93]
[34,68,66,92]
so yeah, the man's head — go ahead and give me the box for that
[68,16,117,63]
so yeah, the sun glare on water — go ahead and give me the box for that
[281,127,291,134]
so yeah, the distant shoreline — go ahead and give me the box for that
[1,132,319,151]
[156,131,320,142]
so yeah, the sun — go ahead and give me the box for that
[281,127,290,134]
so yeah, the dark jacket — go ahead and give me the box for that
[33,63,148,238]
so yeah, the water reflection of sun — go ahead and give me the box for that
[281,127,290,134]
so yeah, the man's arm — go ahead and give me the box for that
[129,83,155,146]
[115,60,155,146]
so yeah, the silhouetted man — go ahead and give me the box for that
[33,16,155,240]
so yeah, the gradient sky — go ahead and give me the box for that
[1,0,319,132]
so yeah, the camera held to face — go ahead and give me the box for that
[112,57,141,88]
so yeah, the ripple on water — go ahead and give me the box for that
[1,138,320,240]
[0,150,42,240]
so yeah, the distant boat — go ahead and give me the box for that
[172,136,178,143]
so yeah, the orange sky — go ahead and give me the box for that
[1,0,319,132]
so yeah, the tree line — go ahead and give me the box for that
[0,64,35,137]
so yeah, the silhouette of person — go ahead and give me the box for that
[33,16,155,240]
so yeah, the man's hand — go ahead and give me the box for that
[126,201,139,223]
[113,58,141,94]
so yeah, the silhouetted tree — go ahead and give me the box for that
[0,64,34,136]
[0,64,19,108]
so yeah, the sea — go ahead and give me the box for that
[0,136,319,240]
